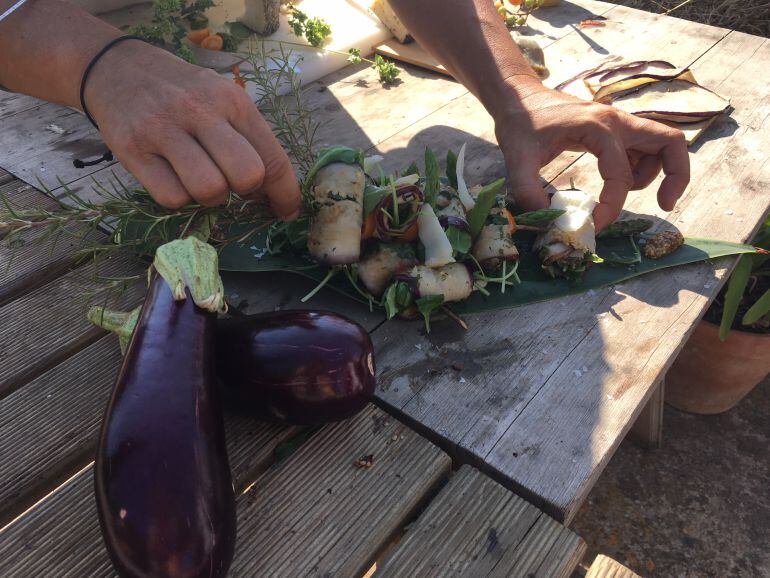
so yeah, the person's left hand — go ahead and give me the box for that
[491,80,690,230]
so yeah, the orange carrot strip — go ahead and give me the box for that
[362,212,377,240]
[201,34,223,51]
[187,28,210,45]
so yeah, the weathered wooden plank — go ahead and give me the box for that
[628,379,664,449]
[376,465,584,578]
[0,414,296,577]
[0,255,143,400]
[482,31,770,523]
[586,554,641,578]
[0,91,45,121]
[231,406,450,577]
[0,178,103,307]
[0,406,449,577]
[0,103,109,190]
[0,337,120,527]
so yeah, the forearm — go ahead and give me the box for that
[388,0,545,119]
[0,0,121,108]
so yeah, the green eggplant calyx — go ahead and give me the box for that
[88,306,141,354]
[153,236,227,313]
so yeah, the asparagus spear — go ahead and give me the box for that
[597,218,654,239]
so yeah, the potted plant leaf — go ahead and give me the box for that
[666,216,770,414]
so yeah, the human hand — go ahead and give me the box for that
[84,40,301,218]
[492,79,690,230]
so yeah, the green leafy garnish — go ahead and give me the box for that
[363,185,388,217]
[423,148,441,206]
[373,54,400,83]
[415,295,444,332]
[347,49,400,84]
[446,226,472,255]
[383,281,414,320]
[347,47,362,63]
[467,178,506,238]
[288,4,332,47]
[130,0,214,63]
[402,161,420,178]
[445,149,458,190]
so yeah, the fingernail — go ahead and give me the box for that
[283,209,301,221]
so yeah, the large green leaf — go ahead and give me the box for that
[217,229,758,313]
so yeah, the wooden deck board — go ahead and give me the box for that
[376,466,585,577]
[0,91,45,121]
[586,554,641,578]
[231,406,449,577]
[0,406,449,577]
[0,337,120,527]
[0,178,103,306]
[0,255,143,400]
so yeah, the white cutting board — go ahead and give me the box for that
[100,0,391,93]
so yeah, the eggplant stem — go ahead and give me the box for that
[88,306,141,354]
[301,268,337,303]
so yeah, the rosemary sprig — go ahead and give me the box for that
[241,41,323,181]
[2,43,318,262]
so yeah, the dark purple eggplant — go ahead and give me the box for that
[215,310,375,425]
[95,274,236,578]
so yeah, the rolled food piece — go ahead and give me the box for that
[407,263,473,303]
[472,207,519,271]
[307,149,366,265]
[435,186,468,224]
[357,241,418,297]
[534,188,597,278]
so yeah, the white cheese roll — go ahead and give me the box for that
[307,162,365,265]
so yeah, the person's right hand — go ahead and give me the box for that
[492,79,690,230]
[85,38,301,218]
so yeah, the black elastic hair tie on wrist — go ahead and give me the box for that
[73,35,142,169]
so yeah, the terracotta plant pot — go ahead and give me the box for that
[666,319,770,415]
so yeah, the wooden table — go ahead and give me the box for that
[1,0,768,571]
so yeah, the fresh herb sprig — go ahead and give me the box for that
[287,4,332,48]
[347,48,400,84]
[240,41,323,178]
[1,43,316,263]
[495,0,543,28]
[130,0,214,62]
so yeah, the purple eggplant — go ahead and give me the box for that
[215,310,375,425]
[95,274,236,578]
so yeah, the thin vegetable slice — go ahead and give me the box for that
[584,60,676,93]
[593,68,696,102]
[455,143,476,211]
[418,203,455,268]
[610,79,730,123]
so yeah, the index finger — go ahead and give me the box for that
[229,93,301,220]
[581,128,634,231]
